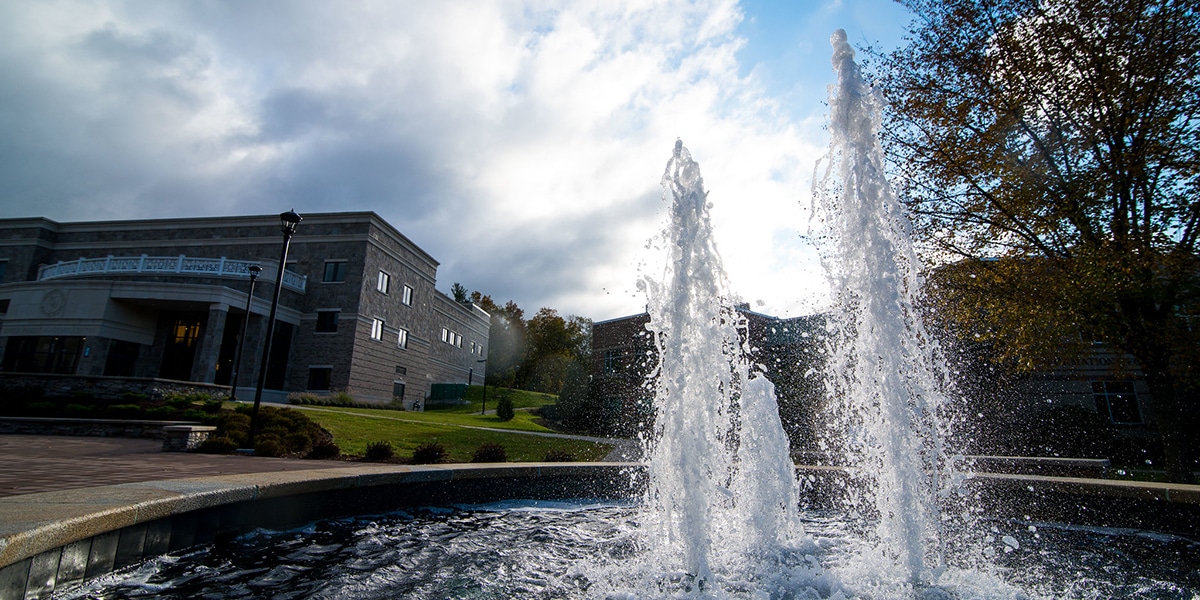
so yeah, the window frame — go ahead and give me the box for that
[402,284,414,306]
[377,270,391,294]
[315,309,339,333]
[370,318,385,341]
[322,260,348,283]
[307,366,333,391]
[397,327,409,349]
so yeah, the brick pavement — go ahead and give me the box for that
[0,435,363,498]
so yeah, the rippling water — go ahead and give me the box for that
[61,501,1198,599]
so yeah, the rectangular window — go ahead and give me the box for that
[402,285,414,306]
[377,271,390,294]
[455,333,462,348]
[371,318,385,341]
[307,367,333,391]
[1092,381,1141,424]
[441,327,449,343]
[604,349,623,374]
[397,327,409,349]
[323,261,347,283]
[315,310,339,333]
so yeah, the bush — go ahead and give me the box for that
[495,395,515,422]
[180,409,212,423]
[24,401,55,415]
[63,404,95,417]
[471,442,507,463]
[364,440,395,462]
[306,440,341,459]
[196,436,239,454]
[284,432,314,454]
[145,406,177,419]
[543,449,575,462]
[107,404,143,418]
[411,442,447,464]
[203,400,224,413]
[254,436,285,458]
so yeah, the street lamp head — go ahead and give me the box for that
[279,209,302,236]
[247,264,263,280]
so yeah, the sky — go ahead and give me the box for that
[0,0,914,322]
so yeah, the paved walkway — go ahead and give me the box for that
[0,435,365,498]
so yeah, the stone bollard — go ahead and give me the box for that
[162,425,217,452]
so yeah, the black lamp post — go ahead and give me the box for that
[249,210,302,449]
[229,263,262,401]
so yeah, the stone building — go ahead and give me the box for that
[0,212,488,408]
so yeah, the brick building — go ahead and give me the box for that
[0,212,488,407]
[588,306,825,438]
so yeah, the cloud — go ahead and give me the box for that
[0,0,835,321]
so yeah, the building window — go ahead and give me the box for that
[604,349,623,374]
[402,285,414,306]
[441,327,449,343]
[1093,381,1141,424]
[172,320,202,347]
[307,367,332,391]
[371,318,385,341]
[377,271,390,294]
[397,327,409,349]
[323,261,347,283]
[315,310,339,333]
[455,333,462,347]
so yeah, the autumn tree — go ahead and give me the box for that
[876,0,1200,481]
[521,307,591,393]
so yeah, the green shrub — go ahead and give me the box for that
[284,432,314,454]
[471,442,507,463]
[495,395,515,421]
[107,404,143,418]
[364,440,395,462]
[25,401,55,415]
[180,409,211,423]
[202,400,224,413]
[543,449,575,462]
[254,436,285,458]
[63,404,95,417]
[145,406,178,419]
[306,440,341,459]
[120,392,149,404]
[411,442,446,464]
[196,436,239,454]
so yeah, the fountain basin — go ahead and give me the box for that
[1,463,1198,599]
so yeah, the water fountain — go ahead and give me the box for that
[47,31,1200,600]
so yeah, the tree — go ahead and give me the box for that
[451,282,470,304]
[521,308,591,393]
[878,0,1200,481]
[470,291,527,388]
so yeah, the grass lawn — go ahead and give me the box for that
[299,396,612,463]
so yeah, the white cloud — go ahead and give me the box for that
[0,0,840,321]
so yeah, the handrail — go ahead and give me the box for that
[35,255,307,292]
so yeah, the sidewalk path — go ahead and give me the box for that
[0,435,364,498]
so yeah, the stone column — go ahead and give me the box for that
[190,304,228,383]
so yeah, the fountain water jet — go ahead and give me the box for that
[813,29,951,586]
[638,139,802,588]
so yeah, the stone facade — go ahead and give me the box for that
[0,212,489,408]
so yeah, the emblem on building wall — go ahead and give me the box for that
[40,289,66,316]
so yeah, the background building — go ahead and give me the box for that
[0,212,488,408]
